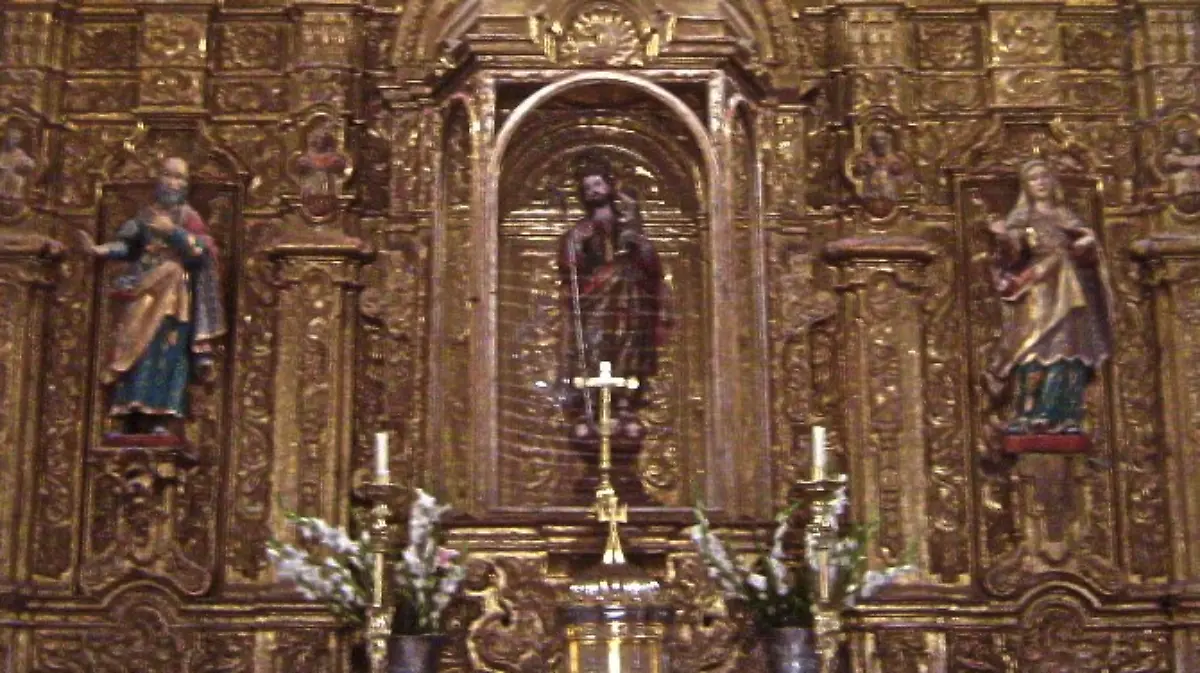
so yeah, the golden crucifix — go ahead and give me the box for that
[573,360,639,564]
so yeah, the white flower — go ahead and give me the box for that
[689,511,747,598]
[747,573,768,596]
[766,557,790,596]
[409,489,451,548]
[832,486,849,518]
[844,564,915,607]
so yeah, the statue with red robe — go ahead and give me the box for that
[558,161,669,441]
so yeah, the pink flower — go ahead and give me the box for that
[436,547,460,569]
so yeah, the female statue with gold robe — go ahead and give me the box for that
[986,160,1113,435]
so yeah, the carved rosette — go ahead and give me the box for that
[531,2,676,68]
[824,237,935,573]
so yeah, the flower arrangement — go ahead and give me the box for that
[266,512,374,625]
[391,489,468,635]
[689,487,914,631]
[265,489,467,635]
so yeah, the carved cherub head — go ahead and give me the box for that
[867,128,895,157]
[1174,126,1198,154]
[307,122,338,154]
[3,124,23,151]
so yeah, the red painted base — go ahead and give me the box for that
[101,433,186,448]
[1002,433,1091,455]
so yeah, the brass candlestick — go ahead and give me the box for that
[796,473,848,673]
[360,480,398,673]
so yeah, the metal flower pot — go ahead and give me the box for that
[387,634,447,673]
[765,627,819,673]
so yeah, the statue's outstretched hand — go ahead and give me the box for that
[74,229,104,257]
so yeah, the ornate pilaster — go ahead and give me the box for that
[824,236,935,574]
[358,92,435,507]
[724,95,771,515]
[0,233,61,591]
[267,237,373,532]
[1132,234,1200,586]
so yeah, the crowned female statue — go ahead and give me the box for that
[985,160,1113,437]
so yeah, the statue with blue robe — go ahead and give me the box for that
[80,157,226,436]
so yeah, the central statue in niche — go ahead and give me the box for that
[558,158,670,448]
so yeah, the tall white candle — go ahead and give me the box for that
[374,431,389,482]
[812,425,826,480]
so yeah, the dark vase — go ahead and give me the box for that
[765,627,819,673]
[387,634,447,673]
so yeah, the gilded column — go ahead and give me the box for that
[0,233,62,590]
[268,240,373,533]
[725,95,772,515]
[824,237,935,573]
[1133,235,1200,584]
[1133,234,1200,672]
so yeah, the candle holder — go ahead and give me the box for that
[795,474,848,672]
[359,480,400,673]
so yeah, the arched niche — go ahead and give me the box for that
[465,72,736,516]
[491,81,709,511]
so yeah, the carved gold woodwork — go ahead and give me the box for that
[1,0,1197,671]
[824,237,937,579]
[267,235,373,534]
[0,232,62,593]
[1134,235,1200,584]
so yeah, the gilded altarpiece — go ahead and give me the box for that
[2,0,1200,671]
